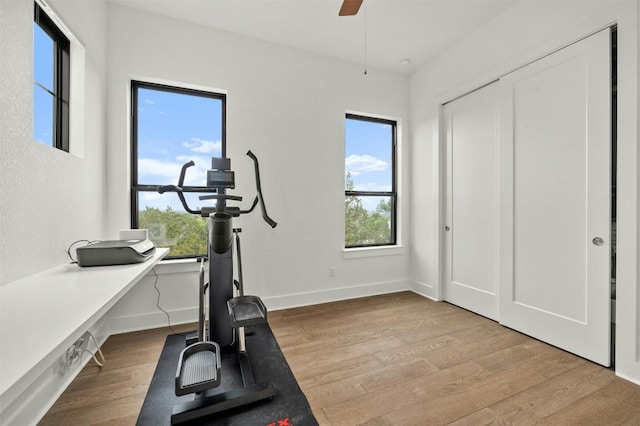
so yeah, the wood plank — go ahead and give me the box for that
[40,292,640,426]
[322,360,489,424]
[296,355,384,388]
[451,362,616,425]
[542,378,640,425]
[363,351,586,425]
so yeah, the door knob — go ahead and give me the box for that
[445,226,450,231]
[592,237,604,246]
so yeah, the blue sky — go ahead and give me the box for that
[344,118,393,193]
[33,23,54,146]
[135,87,223,211]
[136,87,223,185]
[345,118,393,212]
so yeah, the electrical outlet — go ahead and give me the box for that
[78,331,91,353]
[68,331,91,366]
[329,267,336,278]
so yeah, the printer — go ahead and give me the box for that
[76,239,156,267]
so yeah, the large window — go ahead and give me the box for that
[34,1,70,151]
[131,81,226,258]
[344,114,397,247]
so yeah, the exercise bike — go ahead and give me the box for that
[158,151,277,425]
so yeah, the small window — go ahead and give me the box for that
[345,114,397,248]
[34,1,70,151]
[131,81,226,258]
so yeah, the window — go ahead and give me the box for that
[131,81,226,258]
[34,1,70,151]
[344,114,397,248]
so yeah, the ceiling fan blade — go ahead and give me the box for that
[339,0,363,16]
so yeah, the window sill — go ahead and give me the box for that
[153,257,203,275]
[343,245,405,259]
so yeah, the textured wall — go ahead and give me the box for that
[0,0,108,285]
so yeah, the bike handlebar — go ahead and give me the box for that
[246,150,277,228]
[179,160,195,186]
[158,185,181,194]
[156,151,277,228]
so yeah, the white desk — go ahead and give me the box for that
[0,248,168,408]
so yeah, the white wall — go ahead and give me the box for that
[0,1,109,423]
[0,0,108,285]
[105,3,412,333]
[410,0,639,384]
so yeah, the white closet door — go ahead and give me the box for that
[499,29,611,366]
[444,82,499,321]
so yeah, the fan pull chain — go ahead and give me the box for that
[363,2,368,75]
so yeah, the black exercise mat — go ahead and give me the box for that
[137,323,318,426]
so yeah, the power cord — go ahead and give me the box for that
[152,267,177,335]
[84,331,105,367]
[66,239,102,264]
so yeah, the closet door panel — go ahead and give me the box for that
[443,82,499,320]
[499,29,611,366]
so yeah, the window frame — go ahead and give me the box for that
[34,1,70,152]
[344,113,398,248]
[130,80,227,259]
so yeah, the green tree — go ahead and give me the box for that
[345,173,391,246]
[139,206,208,257]
[376,198,391,215]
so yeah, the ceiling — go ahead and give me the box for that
[110,0,517,74]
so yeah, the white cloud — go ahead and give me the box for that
[138,99,163,115]
[183,138,222,154]
[139,140,223,188]
[355,182,392,192]
[142,192,163,201]
[138,158,183,183]
[176,154,210,186]
[360,197,382,212]
[138,157,206,186]
[345,154,387,176]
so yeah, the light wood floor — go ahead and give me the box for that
[41,292,640,425]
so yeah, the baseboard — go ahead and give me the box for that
[616,370,640,386]
[108,306,199,335]
[409,280,439,301]
[261,279,414,311]
[0,320,109,426]
[107,280,425,329]
[106,280,432,330]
